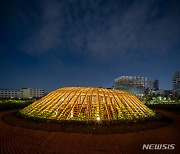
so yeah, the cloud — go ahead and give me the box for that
[21,0,64,54]
[85,0,180,59]
[19,0,180,60]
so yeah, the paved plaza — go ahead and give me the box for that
[0,110,179,154]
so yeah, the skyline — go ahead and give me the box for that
[0,0,180,92]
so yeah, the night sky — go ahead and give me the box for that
[0,0,180,92]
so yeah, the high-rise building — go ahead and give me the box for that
[149,79,159,91]
[0,88,45,99]
[173,71,180,95]
[114,76,148,97]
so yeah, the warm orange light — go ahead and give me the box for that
[20,87,155,121]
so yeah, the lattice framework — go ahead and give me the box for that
[20,87,155,121]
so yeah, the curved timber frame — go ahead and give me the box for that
[20,87,155,122]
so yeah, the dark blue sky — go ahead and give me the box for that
[0,0,180,92]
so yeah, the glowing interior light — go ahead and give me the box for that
[70,110,73,118]
[20,87,155,122]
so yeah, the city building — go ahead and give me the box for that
[149,79,159,91]
[0,88,45,99]
[20,87,155,122]
[114,76,148,97]
[153,89,172,97]
[0,89,19,98]
[172,71,180,95]
[148,79,159,95]
[19,88,45,99]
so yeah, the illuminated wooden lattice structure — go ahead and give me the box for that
[20,87,155,121]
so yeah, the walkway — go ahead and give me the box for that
[0,110,179,154]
